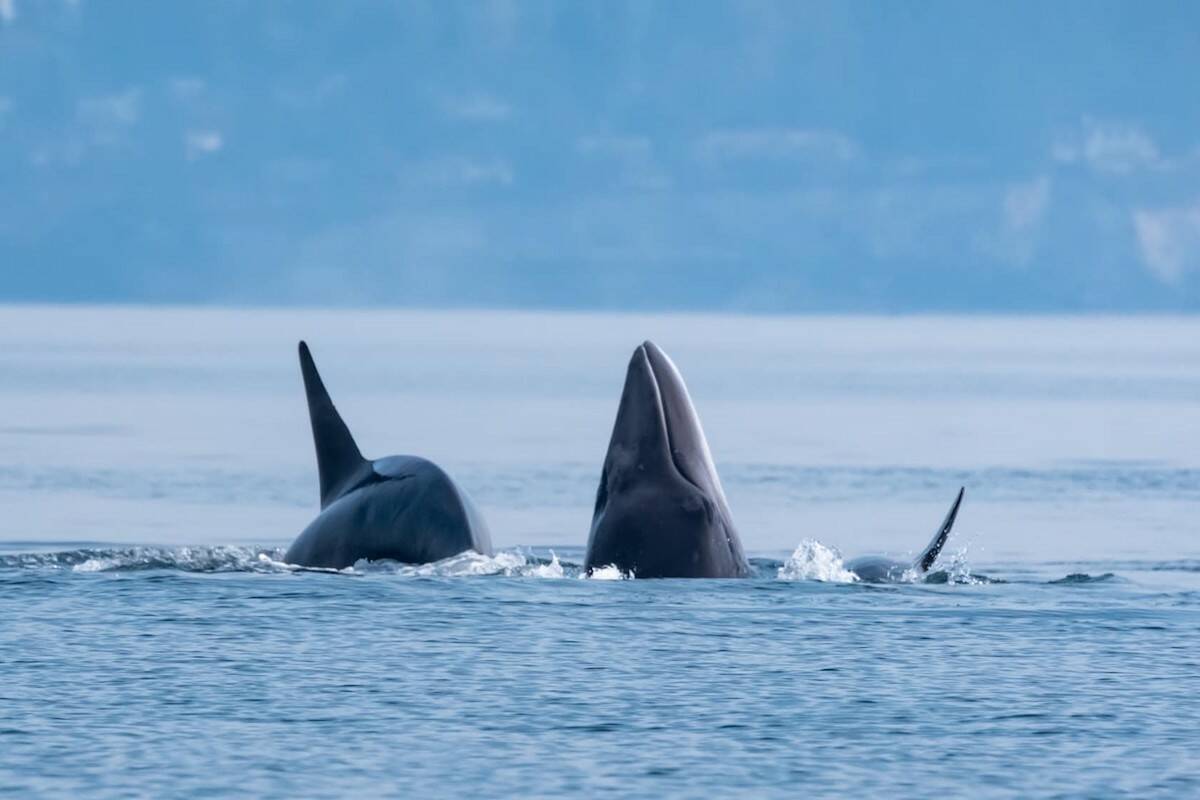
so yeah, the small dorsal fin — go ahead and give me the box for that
[915,487,965,572]
[298,341,367,508]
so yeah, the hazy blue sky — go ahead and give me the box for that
[2,1,1198,310]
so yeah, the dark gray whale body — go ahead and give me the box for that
[584,341,749,578]
[843,488,964,582]
[284,342,492,569]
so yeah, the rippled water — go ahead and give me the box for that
[1,308,1199,797]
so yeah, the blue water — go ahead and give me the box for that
[2,308,1199,797]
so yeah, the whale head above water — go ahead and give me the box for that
[283,342,492,569]
[584,341,749,578]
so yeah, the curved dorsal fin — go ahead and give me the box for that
[298,341,367,508]
[914,487,965,572]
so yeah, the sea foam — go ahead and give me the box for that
[777,539,859,583]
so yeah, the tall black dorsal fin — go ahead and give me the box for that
[914,487,965,572]
[298,341,368,508]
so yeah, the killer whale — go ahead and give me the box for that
[584,341,749,578]
[283,342,492,569]
[843,488,964,582]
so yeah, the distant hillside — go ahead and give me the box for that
[1,1,1198,310]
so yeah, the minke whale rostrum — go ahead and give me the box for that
[283,341,493,569]
[584,341,750,578]
[843,487,965,582]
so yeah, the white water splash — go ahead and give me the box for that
[73,557,118,573]
[584,564,632,580]
[777,539,858,583]
[941,546,981,585]
[10,545,569,578]
[66,545,279,573]
[393,550,526,576]
[344,548,568,578]
[529,550,565,578]
[256,552,354,574]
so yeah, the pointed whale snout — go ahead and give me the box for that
[584,341,749,578]
[283,341,492,569]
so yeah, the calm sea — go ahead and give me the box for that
[1,307,1198,797]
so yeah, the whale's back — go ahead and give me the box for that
[285,456,492,568]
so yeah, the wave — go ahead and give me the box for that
[336,549,571,578]
[0,542,965,583]
[0,545,587,579]
[0,545,285,573]
[0,544,1136,587]
[1048,572,1118,585]
[1041,560,1200,574]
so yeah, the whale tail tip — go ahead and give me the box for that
[915,487,964,573]
[298,340,366,508]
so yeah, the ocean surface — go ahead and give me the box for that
[1,307,1198,798]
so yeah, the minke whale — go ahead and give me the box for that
[584,341,749,578]
[284,342,492,569]
[843,488,965,582]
